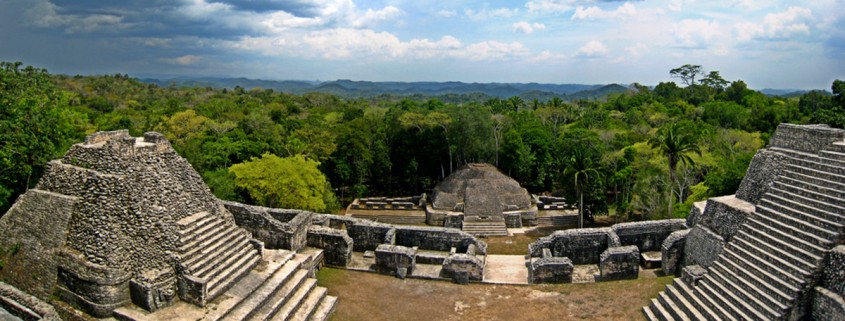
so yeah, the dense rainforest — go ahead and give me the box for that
[1,61,844,221]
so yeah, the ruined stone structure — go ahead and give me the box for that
[0,130,336,321]
[644,124,845,320]
[425,163,538,236]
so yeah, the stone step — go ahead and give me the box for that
[762,193,844,232]
[710,262,791,314]
[208,249,262,300]
[179,215,226,246]
[270,278,318,321]
[696,279,756,321]
[707,265,783,319]
[176,211,215,231]
[729,236,813,283]
[221,256,307,321]
[724,243,806,289]
[307,295,337,321]
[782,169,845,197]
[772,180,845,209]
[756,204,838,242]
[786,155,845,177]
[247,269,309,321]
[192,235,253,279]
[648,298,676,321]
[642,306,660,321]
[673,279,722,321]
[289,286,328,321]
[734,229,819,274]
[663,284,706,321]
[182,225,247,269]
[690,280,734,320]
[713,260,793,307]
[720,247,800,294]
[820,149,845,162]
[743,215,830,253]
[657,291,690,321]
[769,186,845,221]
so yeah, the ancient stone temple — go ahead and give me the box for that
[0,130,336,320]
[643,124,845,320]
[425,163,538,236]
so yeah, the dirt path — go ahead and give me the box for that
[317,267,672,321]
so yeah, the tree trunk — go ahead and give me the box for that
[578,185,584,229]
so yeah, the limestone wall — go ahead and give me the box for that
[224,201,311,251]
[768,123,845,155]
[683,226,724,268]
[306,226,353,267]
[0,281,62,321]
[529,227,621,264]
[735,149,790,204]
[611,219,687,252]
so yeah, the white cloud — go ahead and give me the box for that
[673,19,721,48]
[624,43,649,57]
[160,55,203,65]
[26,0,128,33]
[465,8,517,21]
[436,10,457,18]
[513,21,546,34]
[735,7,813,41]
[462,41,530,61]
[526,0,577,13]
[574,40,609,58]
[350,6,403,27]
[572,2,637,21]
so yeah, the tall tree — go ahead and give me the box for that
[649,121,702,218]
[670,64,704,86]
[564,146,600,228]
[229,153,336,212]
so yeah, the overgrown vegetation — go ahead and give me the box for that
[1,61,843,220]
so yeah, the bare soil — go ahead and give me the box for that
[317,267,672,321]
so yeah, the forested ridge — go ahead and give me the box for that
[2,61,844,221]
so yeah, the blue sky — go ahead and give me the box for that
[1,0,843,89]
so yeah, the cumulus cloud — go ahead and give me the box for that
[574,40,610,58]
[513,21,546,34]
[624,43,649,57]
[464,8,517,21]
[572,2,637,21]
[26,0,128,33]
[735,7,813,41]
[350,6,402,27]
[436,10,457,18]
[673,19,721,48]
[526,0,576,13]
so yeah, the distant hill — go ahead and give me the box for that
[137,77,628,100]
[760,88,810,97]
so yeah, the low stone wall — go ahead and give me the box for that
[824,246,845,297]
[223,201,311,251]
[529,249,574,284]
[375,244,416,278]
[394,226,487,255]
[351,195,425,210]
[307,226,353,267]
[661,229,689,276]
[55,250,132,317]
[600,246,639,281]
[683,226,724,268]
[0,281,62,321]
[528,227,621,264]
[611,219,687,252]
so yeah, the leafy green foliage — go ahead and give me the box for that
[230,154,336,212]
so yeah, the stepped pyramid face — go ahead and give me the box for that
[430,163,532,219]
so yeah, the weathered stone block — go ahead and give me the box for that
[307,226,353,267]
[685,201,707,228]
[529,256,574,284]
[441,253,484,283]
[129,271,176,312]
[682,265,707,286]
[0,282,62,321]
[375,244,417,277]
[824,245,845,297]
[813,287,845,321]
[611,219,686,252]
[735,149,790,204]
[683,226,724,268]
[600,246,639,281]
[695,195,754,241]
[503,213,522,228]
[661,229,689,276]
[443,214,463,229]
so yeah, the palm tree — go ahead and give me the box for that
[649,122,701,218]
[564,147,600,228]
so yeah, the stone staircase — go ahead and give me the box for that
[462,220,509,237]
[350,213,426,225]
[176,211,262,306]
[536,215,578,227]
[644,144,845,320]
[114,250,337,321]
